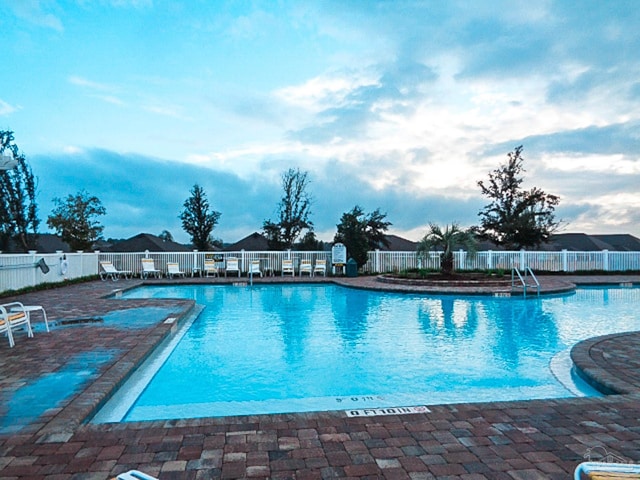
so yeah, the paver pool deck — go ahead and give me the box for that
[1,274,640,480]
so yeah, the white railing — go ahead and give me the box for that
[1,248,640,294]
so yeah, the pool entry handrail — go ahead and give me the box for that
[512,266,540,297]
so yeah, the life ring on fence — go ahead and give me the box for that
[60,258,69,276]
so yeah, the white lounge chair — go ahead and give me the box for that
[0,307,15,347]
[141,258,161,279]
[313,259,327,277]
[11,305,49,332]
[0,302,34,348]
[203,259,219,277]
[281,259,295,276]
[166,262,186,279]
[116,470,158,480]
[99,261,132,281]
[299,259,312,276]
[225,257,241,277]
[248,260,262,277]
[575,462,640,479]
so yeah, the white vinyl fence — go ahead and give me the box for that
[1,248,639,294]
[0,251,98,292]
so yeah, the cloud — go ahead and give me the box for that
[0,99,19,116]
[8,0,63,32]
[487,121,640,157]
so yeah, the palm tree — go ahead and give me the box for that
[417,223,477,275]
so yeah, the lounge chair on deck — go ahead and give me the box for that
[225,257,241,277]
[99,261,132,281]
[0,302,34,348]
[313,259,327,277]
[299,259,312,276]
[203,259,219,277]
[166,262,186,279]
[116,470,158,480]
[141,258,161,279]
[248,260,262,277]
[281,259,295,277]
[575,462,640,479]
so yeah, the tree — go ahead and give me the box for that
[158,230,174,242]
[262,168,313,250]
[296,231,323,251]
[334,206,391,268]
[47,190,106,251]
[0,130,39,252]
[476,146,560,249]
[417,223,477,275]
[180,184,221,250]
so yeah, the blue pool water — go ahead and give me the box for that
[95,284,640,421]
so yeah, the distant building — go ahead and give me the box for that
[101,233,192,253]
[377,234,418,251]
[224,232,270,251]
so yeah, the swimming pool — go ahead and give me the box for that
[94,284,640,422]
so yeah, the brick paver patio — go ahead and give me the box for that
[1,274,640,479]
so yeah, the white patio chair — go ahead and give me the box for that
[299,259,312,276]
[0,302,34,348]
[575,462,640,479]
[0,308,15,347]
[166,262,186,279]
[99,261,132,281]
[313,259,327,277]
[225,257,241,277]
[281,258,295,277]
[203,259,219,277]
[141,258,161,279]
[248,260,262,277]
[11,305,49,332]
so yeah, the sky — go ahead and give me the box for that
[1,0,639,245]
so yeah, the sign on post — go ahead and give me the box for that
[332,243,347,275]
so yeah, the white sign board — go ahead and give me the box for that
[332,243,347,265]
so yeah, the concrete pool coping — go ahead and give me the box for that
[1,274,639,479]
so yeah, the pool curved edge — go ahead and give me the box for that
[571,331,640,396]
[333,275,577,296]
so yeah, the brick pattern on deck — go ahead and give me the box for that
[1,275,640,479]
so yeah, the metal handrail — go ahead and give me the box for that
[511,266,540,297]
[526,266,541,296]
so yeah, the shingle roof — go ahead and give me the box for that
[105,233,191,252]
[378,234,418,251]
[224,232,269,251]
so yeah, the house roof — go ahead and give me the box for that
[224,232,269,251]
[378,234,418,251]
[542,233,605,251]
[36,234,72,253]
[104,233,191,252]
[590,234,640,251]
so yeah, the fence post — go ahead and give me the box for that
[145,250,150,259]
[562,249,568,272]
[487,250,493,270]
[458,249,465,270]
[603,249,609,271]
[375,249,380,273]
[29,250,37,286]
[241,249,245,273]
[520,249,526,269]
